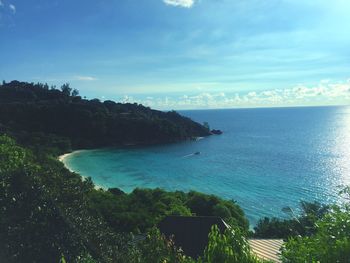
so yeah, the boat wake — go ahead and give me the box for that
[182,152,201,158]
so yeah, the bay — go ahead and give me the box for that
[63,106,350,225]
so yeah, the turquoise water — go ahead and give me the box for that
[64,106,350,225]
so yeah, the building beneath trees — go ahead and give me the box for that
[158,216,229,258]
[158,216,283,262]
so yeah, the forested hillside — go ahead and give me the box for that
[0,81,210,151]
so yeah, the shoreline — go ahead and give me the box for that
[57,136,207,193]
[58,150,107,190]
[58,152,73,165]
[58,150,83,172]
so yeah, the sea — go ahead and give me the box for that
[63,106,350,226]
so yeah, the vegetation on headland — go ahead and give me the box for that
[1,80,350,262]
[0,80,210,152]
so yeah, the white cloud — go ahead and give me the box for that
[74,75,97,81]
[163,0,195,8]
[9,4,15,13]
[122,95,134,103]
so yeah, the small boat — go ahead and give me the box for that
[194,151,201,155]
[211,129,223,135]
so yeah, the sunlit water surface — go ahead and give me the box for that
[64,106,350,225]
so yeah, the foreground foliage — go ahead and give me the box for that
[281,189,350,262]
[132,226,267,263]
[0,135,133,262]
[254,201,330,239]
[200,225,264,263]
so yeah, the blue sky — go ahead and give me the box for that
[0,0,349,109]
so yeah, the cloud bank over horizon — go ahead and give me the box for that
[119,80,350,110]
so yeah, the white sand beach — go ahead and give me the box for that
[58,152,72,162]
[58,151,77,172]
[58,150,106,190]
[58,149,88,165]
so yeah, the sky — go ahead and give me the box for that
[0,0,350,109]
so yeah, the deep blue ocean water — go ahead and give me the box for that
[63,106,350,225]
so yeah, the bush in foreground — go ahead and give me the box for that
[281,188,350,262]
[254,201,329,239]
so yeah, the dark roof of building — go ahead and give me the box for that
[158,216,229,258]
